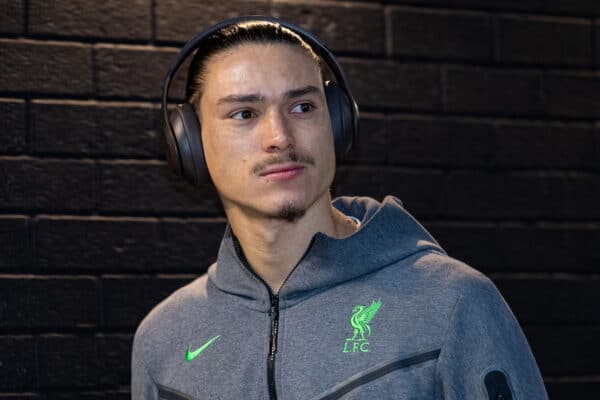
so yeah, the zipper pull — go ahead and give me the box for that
[269,295,277,316]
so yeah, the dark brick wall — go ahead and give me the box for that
[1,0,598,398]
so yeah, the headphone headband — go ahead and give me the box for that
[161,15,358,141]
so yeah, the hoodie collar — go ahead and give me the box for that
[208,196,444,310]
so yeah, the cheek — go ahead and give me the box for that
[200,131,217,174]
[202,132,253,184]
[200,127,231,184]
[315,125,336,160]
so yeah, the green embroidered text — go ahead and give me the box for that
[343,300,382,353]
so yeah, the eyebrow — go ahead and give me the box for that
[285,85,320,100]
[216,85,320,105]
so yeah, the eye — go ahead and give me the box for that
[230,109,256,120]
[290,102,314,113]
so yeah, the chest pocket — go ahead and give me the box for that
[157,384,196,400]
[314,349,441,400]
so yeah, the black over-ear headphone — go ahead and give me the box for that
[161,16,359,186]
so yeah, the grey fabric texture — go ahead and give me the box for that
[131,196,548,399]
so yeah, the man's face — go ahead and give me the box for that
[199,43,335,222]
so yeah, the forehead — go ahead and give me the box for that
[201,43,323,102]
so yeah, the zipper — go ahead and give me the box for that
[156,384,195,400]
[232,235,280,400]
[268,293,280,400]
[317,349,441,400]
[264,238,313,400]
[232,233,316,400]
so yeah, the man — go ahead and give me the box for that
[132,17,548,399]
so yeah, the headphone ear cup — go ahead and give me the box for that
[163,103,209,186]
[325,81,355,161]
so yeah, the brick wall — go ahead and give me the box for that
[1,0,599,398]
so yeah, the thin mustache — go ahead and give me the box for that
[252,152,315,175]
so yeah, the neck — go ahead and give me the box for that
[225,193,358,294]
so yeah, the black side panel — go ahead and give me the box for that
[157,384,196,400]
[484,370,514,400]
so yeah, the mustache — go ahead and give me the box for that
[251,151,315,175]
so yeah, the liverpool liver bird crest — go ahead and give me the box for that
[348,299,382,341]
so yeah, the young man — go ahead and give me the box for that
[132,18,548,399]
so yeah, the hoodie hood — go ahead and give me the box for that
[208,196,445,309]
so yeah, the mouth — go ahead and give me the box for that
[259,163,306,181]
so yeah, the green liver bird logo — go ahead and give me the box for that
[348,299,382,341]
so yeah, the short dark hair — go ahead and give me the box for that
[185,21,322,111]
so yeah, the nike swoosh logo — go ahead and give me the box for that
[185,335,220,362]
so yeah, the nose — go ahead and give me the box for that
[260,109,294,153]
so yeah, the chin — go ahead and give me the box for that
[273,202,306,223]
[257,196,307,223]
[266,184,331,223]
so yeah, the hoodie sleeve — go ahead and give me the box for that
[435,275,548,399]
[131,328,159,400]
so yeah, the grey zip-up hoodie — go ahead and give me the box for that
[132,196,548,400]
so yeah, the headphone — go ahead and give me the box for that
[161,16,359,186]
